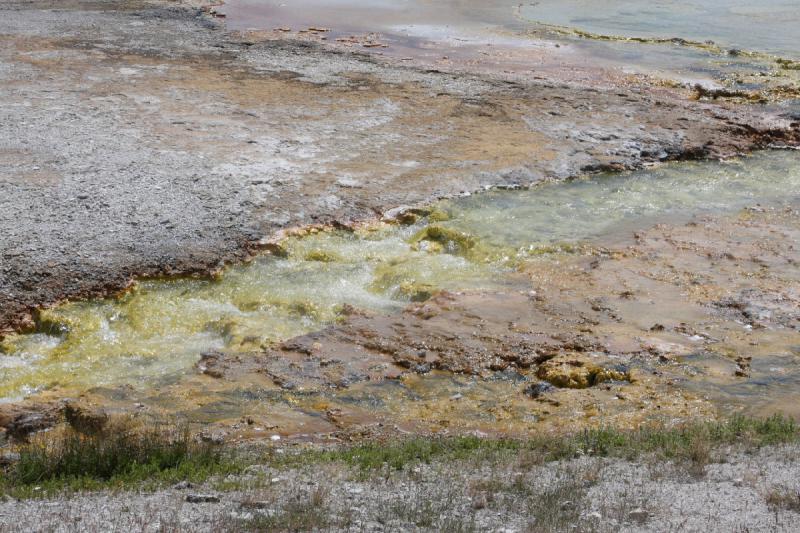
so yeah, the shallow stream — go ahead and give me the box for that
[1,151,798,410]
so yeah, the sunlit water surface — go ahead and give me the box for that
[1,151,798,401]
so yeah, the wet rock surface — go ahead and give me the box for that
[252,206,799,435]
[4,205,794,441]
[1,0,799,334]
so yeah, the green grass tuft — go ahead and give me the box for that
[2,414,796,498]
[278,414,798,475]
[2,418,237,498]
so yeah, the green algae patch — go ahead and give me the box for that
[411,225,476,256]
[34,308,77,336]
[536,355,631,389]
[303,250,341,262]
[397,281,440,302]
[367,252,496,303]
[777,58,800,71]
[382,206,451,225]
[410,224,517,265]
[525,242,585,257]
[0,338,17,355]
[285,300,322,319]
[427,207,452,222]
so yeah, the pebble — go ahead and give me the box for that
[524,381,556,399]
[472,494,487,509]
[239,500,272,510]
[199,431,226,444]
[186,494,220,504]
[414,363,431,374]
[0,452,20,466]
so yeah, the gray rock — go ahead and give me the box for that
[239,500,272,510]
[413,363,432,374]
[628,508,650,523]
[524,381,556,398]
[185,494,220,504]
[0,452,20,466]
[6,412,55,441]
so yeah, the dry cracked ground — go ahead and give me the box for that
[0,1,800,531]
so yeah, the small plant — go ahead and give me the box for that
[299,435,520,475]
[236,486,332,532]
[526,467,589,533]
[766,487,800,513]
[685,432,712,478]
[438,515,478,533]
[388,485,459,528]
[2,417,231,496]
